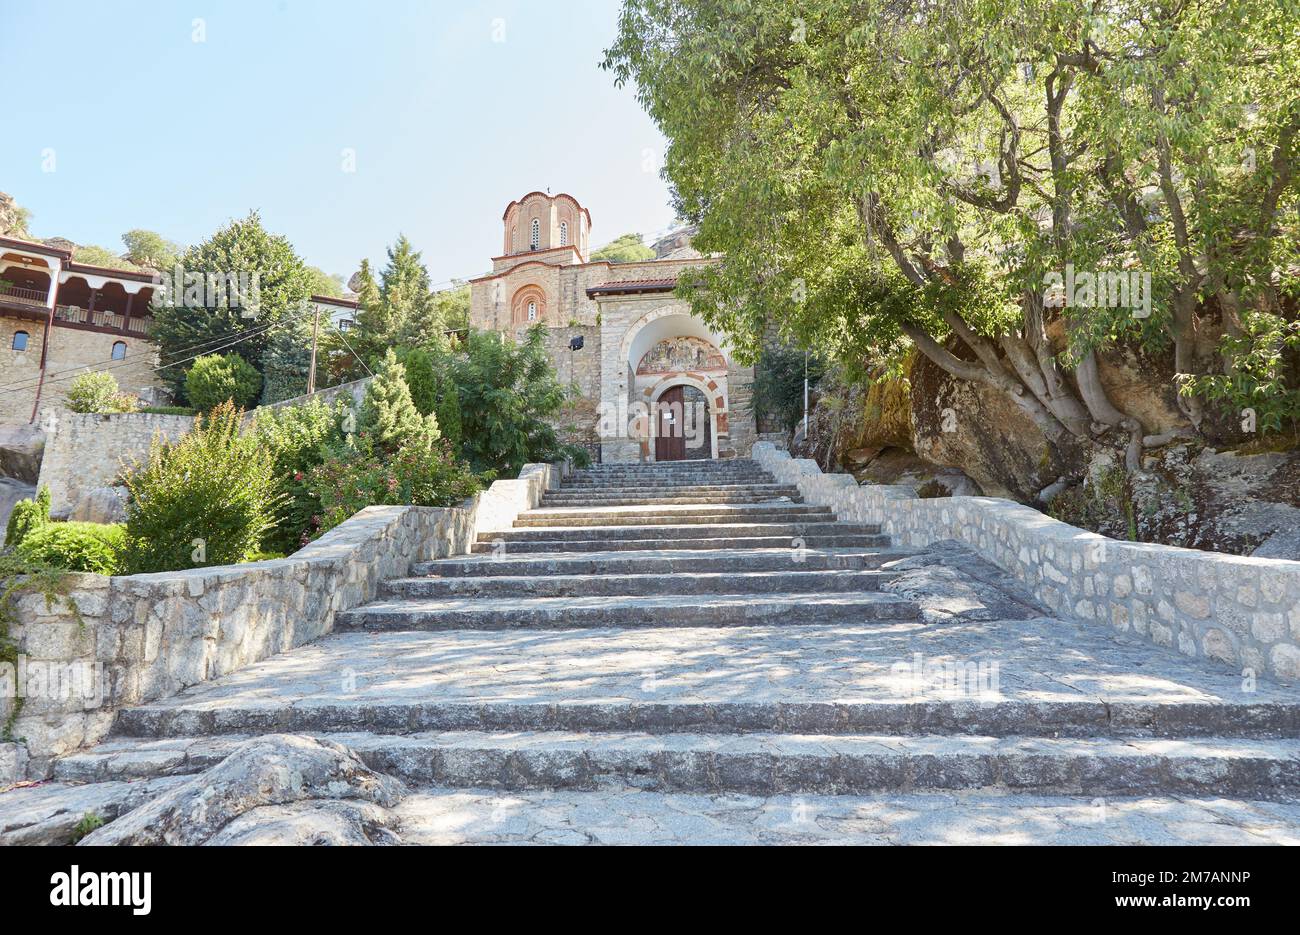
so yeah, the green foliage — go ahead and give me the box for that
[1184,312,1300,437]
[306,436,481,537]
[119,402,283,574]
[65,371,137,414]
[305,266,345,298]
[751,346,825,434]
[260,314,314,404]
[1048,467,1139,543]
[121,229,181,270]
[453,326,586,476]
[590,233,655,264]
[16,522,125,575]
[150,212,315,400]
[4,486,50,548]
[185,353,263,411]
[136,405,197,416]
[72,244,138,271]
[397,347,462,449]
[604,0,1300,442]
[251,397,350,553]
[433,284,471,333]
[359,349,439,454]
[70,813,106,843]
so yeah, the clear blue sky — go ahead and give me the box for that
[0,0,675,287]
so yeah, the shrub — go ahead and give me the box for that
[4,486,50,547]
[185,353,263,412]
[453,326,590,476]
[251,397,349,553]
[65,371,137,414]
[136,405,196,416]
[119,401,283,574]
[358,349,439,454]
[399,347,462,449]
[305,435,481,538]
[16,522,124,575]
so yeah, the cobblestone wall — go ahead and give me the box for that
[752,442,1300,683]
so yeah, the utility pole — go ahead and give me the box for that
[306,303,321,395]
[803,349,809,439]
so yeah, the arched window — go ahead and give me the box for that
[527,301,537,322]
[530,218,540,250]
[111,341,127,360]
[559,221,569,246]
[11,330,29,351]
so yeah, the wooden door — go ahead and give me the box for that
[655,386,686,461]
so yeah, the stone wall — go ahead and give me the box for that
[0,318,169,425]
[260,377,372,413]
[36,412,195,511]
[0,461,568,783]
[751,442,1300,683]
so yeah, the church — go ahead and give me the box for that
[468,191,757,463]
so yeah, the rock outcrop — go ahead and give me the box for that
[78,735,407,846]
[0,424,45,483]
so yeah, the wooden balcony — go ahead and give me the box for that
[0,285,51,310]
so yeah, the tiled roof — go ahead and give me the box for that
[585,277,679,297]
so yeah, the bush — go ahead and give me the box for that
[453,326,589,476]
[4,486,50,547]
[119,401,283,574]
[250,397,349,553]
[399,347,462,449]
[185,353,263,412]
[65,371,138,414]
[16,522,124,575]
[358,349,440,454]
[136,405,196,416]
[305,435,481,537]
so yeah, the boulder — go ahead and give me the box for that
[204,800,401,846]
[78,734,407,846]
[0,478,35,539]
[67,485,128,525]
[0,424,45,483]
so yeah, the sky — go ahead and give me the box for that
[0,0,676,287]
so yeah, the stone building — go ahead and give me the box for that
[469,191,756,462]
[0,234,362,426]
[0,236,169,425]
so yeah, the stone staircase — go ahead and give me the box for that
[43,458,1300,827]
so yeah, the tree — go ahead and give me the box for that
[149,212,315,401]
[452,325,586,477]
[605,0,1300,473]
[305,266,345,298]
[358,349,439,455]
[72,244,138,271]
[185,353,263,411]
[590,233,655,263]
[398,346,462,448]
[122,229,182,270]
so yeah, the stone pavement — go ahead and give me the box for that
[3,458,1299,845]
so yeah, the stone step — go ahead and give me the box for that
[548,482,799,493]
[566,478,769,486]
[54,732,1300,798]
[469,533,891,553]
[380,568,894,599]
[541,494,804,507]
[478,521,880,543]
[514,506,833,527]
[334,590,920,630]
[115,697,1300,742]
[411,547,908,577]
